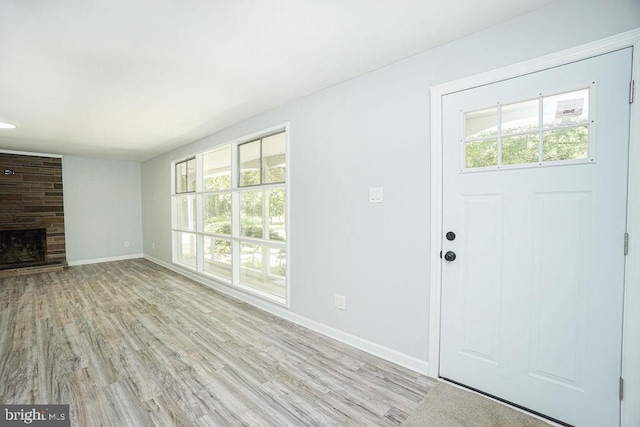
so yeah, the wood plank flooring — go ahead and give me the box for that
[0,259,435,426]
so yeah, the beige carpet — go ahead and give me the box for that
[402,382,552,426]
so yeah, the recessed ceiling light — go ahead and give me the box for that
[0,121,16,129]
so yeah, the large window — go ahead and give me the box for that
[171,129,288,304]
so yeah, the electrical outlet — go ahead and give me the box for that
[369,187,383,203]
[152,243,155,249]
[334,294,346,310]
[124,241,130,248]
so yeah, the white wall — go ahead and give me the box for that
[63,156,143,264]
[141,0,640,368]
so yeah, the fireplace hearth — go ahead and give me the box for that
[0,228,49,270]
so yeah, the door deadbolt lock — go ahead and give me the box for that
[446,231,456,241]
[444,251,456,262]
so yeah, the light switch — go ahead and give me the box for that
[369,187,383,203]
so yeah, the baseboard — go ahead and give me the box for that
[143,254,430,376]
[289,309,430,375]
[67,253,143,266]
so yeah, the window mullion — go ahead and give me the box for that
[195,155,203,193]
[231,142,240,287]
[195,154,203,274]
[262,191,268,240]
[262,190,270,276]
[497,104,502,167]
[538,96,543,163]
[196,194,203,234]
[232,142,239,190]
[259,138,264,185]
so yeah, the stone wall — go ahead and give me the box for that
[0,153,66,267]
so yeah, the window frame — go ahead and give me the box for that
[238,130,287,188]
[170,123,290,307]
[460,83,596,173]
[175,157,196,194]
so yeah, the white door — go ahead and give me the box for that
[440,48,632,427]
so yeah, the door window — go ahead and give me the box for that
[463,88,592,171]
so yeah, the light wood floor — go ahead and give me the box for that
[0,259,435,426]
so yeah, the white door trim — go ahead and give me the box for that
[429,27,640,425]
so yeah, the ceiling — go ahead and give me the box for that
[0,0,553,162]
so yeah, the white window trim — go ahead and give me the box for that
[170,122,291,308]
[429,28,640,425]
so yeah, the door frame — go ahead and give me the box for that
[429,28,640,425]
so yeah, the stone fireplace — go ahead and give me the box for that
[0,153,67,277]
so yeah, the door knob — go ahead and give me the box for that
[446,231,456,241]
[444,251,456,261]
